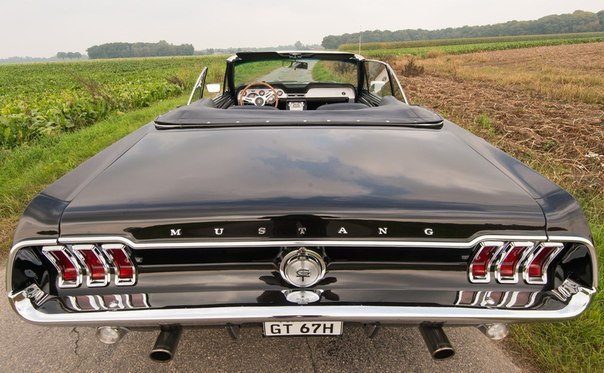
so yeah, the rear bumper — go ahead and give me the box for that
[9,285,595,327]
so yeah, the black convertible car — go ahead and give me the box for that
[7,51,597,361]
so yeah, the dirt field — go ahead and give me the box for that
[391,43,604,216]
[391,42,603,371]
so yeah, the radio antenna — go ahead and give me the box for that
[358,25,362,55]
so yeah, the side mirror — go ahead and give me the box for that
[206,83,221,93]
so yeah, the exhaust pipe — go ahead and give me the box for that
[149,325,182,362]
[419,324,455,360]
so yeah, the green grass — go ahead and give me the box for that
[346,36,604,59]
[0,56,225,149]
[233,60,284,87]
[0,94,187,247]
[311,61,358,85]
[512,219,603,371]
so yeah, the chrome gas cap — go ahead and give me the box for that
[280,248,326,287]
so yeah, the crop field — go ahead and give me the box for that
[340,32,604,59]
[389,41,603,371]
[0,56,225,149]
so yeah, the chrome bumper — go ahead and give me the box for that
[9,286,595,327]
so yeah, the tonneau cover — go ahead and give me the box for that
[154,99,444,128]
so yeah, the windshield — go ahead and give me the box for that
[234,59,358,87]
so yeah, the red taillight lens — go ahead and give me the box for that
[525,243,562,284]
[73,245,108,285]
[496,243,532,283]
[469,242,503,282]
[43,247,81,287]
[105,245,136,285]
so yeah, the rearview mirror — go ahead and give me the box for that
[206,83,221,93]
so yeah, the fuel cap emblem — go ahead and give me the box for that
[280,248,326,288]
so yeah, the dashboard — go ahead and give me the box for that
[237,83,356,109]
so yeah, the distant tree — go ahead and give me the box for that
[86,41,195,59]
[597,10,604,30]
[294,40,303,50]
[57,51,83,60]
[322,9,603,48]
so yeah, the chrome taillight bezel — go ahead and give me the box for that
[102,244,137,286]
[494,241,534,284]
[42,243,136,289]
[468,240,564,285]
[71,244,111,287]
[42,246,83,288]
[468,241,505,283]
[523,243,564,285]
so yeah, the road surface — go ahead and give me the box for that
[259,60,317,82]
[0,261,523,372]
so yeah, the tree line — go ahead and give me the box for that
[86,40,194,59]
[56,52,83,60]
[322,10,604,49]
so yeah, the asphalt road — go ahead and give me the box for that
[260,60,317,82]
[0,262,522,372]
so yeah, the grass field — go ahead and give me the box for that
[339,32,604,59]
[390,41,603,371]
[0,56,225,149]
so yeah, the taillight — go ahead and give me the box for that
[72,245,110,287]
[468,241,564,285]
[468,242,503,283]
[43,243,136,288]
[524,243,563,284]
[104,244,136,285]
[495,242,533,283]
[42,246,82,288]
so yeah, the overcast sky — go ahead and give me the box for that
[1,0,602,58]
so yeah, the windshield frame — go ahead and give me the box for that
[232,58,360,88]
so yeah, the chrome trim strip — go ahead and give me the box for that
[187,67,208,105]
[471,291,484,306]
[67,296,81,311]
[88,295,101,311]
[6,239,57,293]
[386,63,408,104]
[8,235,596,291]
[548,236,598,288]
[56,235,549,249]
[8,286,595,327]
[525,292,538,309]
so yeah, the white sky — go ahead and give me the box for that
[0,0,602,58]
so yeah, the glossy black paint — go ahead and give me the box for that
[56,125,546,240]
[8,51,595,322]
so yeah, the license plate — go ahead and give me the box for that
[263,321,343,336]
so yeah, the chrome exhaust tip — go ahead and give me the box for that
[478,323,509,340]
[419,324,455,360]
[149,325,182,362]
[96,326,128,344]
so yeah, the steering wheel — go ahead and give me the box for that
[238,81,279,107]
